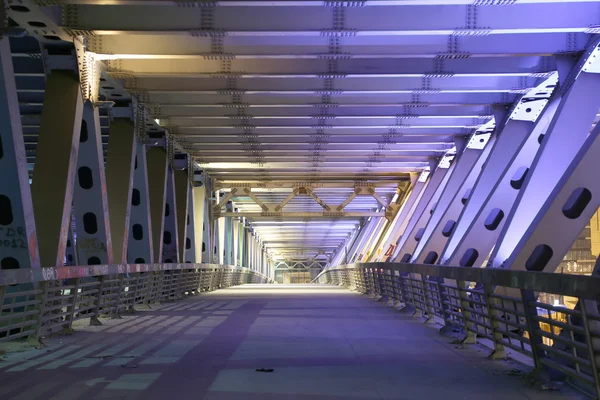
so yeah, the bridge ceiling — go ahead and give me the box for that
[6,0,596,261]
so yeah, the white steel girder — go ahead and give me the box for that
[375,171,428,261]
[393,158,455,262]
[411,131,493,264]
[73,102,113,265]
[440,42,600,269]
[0,38,40,269]
[498,120,600,274]
[491,44,600,271]
[183,184,196,263]
[127,142,154,264]
[147,147,169,263]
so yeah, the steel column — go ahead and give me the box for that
[73,102,112,265]
[440,97,560,268]
[413,135,493,264]
[440,118,544,265]
[105,118,136,264]
[224,202,234,265]
[174,169,189,263]
[162,166,179,263]
[193,185,207,263]
[127,141,154,264]
[146,147,168,263]
[392,163,449,261]
[31,70,83,267]
[378,172,428,261]
[394,161,454,262]
[233,215,239,265]
[492,48,600,269]
[497,112,600,273]
[184,184,196,263]
[0,38,39,269]
[217,215,225,264]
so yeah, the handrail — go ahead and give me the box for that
[0,263,272,287]
[316,263,600,398]
[0,264,271,345]
[315,262,600,299]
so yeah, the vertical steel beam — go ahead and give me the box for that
[73,102,112,265]
[391,163,448,262]
[394,161,454,262]
[497,116,600,273]
[174,169,189,262]
[162,166,179,263]
[224,202,233,265]
[374,173,424,261]
[413,134,493,264]
[31,70,83,267]
[127,141,154,264]
[440,97,560,267]
[147,147,168,263]
[492,47,600,269]
[65,220,78,266]
[105,118,136,264]
[205,177,215,263]
[233,214,239,265]
[440,119,543,265]
[193,185,208,262]
[216,215,225,264]
[0,38,39,269]
[349,219,376,262]
[184,184,196,263]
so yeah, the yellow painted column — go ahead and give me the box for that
[105,118,136,264]
[146,148,168,263]
[174,170,189,262]
[31,71,83,267]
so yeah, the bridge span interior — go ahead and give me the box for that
[1,0,600,399]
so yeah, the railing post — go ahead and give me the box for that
[112,275,125,319]
[481,284,507,359]
[456,280,477,344]
[419,274,436,323]
[30,281,49,343]
[580,299,600,398]
[520,289,545,366]
[90,276,104,326]
[63,278,81,334]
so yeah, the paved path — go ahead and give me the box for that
[0,284,585,399]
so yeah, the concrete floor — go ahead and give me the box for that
[0,284,586,400]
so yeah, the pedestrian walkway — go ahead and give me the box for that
[0,285,584,399]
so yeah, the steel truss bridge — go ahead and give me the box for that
[1,0,600,398]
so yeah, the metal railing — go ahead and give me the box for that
[0,263,271,344]
[316,263,600,398]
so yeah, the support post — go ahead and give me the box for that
[413,133,493,263]
[105,118,136,264]
[492,44,600,270]
[441,93,560,268]
[162,166,179,263]
[393,162,451,262]
[31,70,83,267]
[0,37,39,269]
[192,184,207,263]
[184,184,197,263]
[127,141,154,264]
[174,169,190,263]
[147,147,168,263]
[73,101,112,265]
